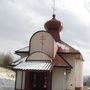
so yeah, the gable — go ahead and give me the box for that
[53,54,72,68]
[29,31,58,58]
[27,51,52,61]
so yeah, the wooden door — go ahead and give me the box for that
[25,71,51,90]
[31,72,47,90]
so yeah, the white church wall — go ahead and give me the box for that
[61,54,76,90]
[16,71,25,90]
[61,54,75,67]
[66,68,75,90]
[27,52,52,61]
[16,71,22,89]
[52,67,66,90]
[61,54,83,90]
[75,59,83,88]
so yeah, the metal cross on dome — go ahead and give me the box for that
[53,0,56,15]
[39,34,46,51]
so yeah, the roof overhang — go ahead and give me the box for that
[13,61,53,71]
[15,41,80,54]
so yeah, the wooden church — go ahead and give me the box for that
[11,14,84,90]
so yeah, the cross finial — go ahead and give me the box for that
[53,0,55,15]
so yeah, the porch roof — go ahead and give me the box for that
[13,61,53,71]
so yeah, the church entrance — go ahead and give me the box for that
[25,71,51,90]
[31,72,47,90]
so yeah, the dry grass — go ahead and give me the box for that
[0,67,15,80]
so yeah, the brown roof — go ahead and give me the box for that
[44,14,63,32]
[58,41,80,54]
[53,54,72,68]
[15,41,80,54]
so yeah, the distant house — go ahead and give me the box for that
[11,14,84,90]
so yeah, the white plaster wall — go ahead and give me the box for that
[27,52,52,61]
[61,54,75,67]
[52,68,66,90]
[54,41,58,58]
[66,68,75,90]
[16,71,22,89]
[61,54,83,89]
[61,54,76,90]
[30,31,55,58]
[75,59,83,87]
[22,71,25,89]
[16,71,26,90]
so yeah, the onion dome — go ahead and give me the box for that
[44,14,63,32]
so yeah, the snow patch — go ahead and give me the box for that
[0,67,15,90]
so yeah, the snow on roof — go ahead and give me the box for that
[11,57,27,66]
[58,41,80,53]
[15,41,79,54]
[15,46,29,53]
[13,61,53,71]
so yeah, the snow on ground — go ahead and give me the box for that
[0,67,15,90]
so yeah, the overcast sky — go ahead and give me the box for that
[0,0,90,75]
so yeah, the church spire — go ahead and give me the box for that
[53,0,55,15]
[52,14,55,19]
[44,0,63,42]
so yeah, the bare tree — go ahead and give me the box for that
[83,76,90,87]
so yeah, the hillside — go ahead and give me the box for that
[0,67,15,90]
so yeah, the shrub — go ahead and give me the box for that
[0,53,13,67]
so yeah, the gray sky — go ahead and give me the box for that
[0,0,90,75]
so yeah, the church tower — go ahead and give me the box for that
[44,14,63,42]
